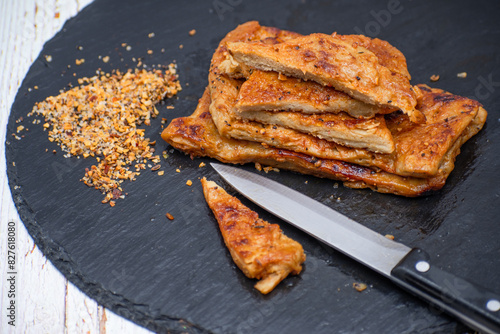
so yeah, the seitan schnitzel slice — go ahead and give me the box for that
[208,22,395,153]
[201,177,306,294]
[234,70,396,118]
[226,33,424,123]
[161,88,487,197]
[235,108,395,153]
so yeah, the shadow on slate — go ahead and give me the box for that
[5,0,500,333]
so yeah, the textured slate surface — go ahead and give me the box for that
[5,0,500,333]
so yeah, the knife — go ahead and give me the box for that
[211,163,500,334]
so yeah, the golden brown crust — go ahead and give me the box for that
[201,177,306,294]
[234,70,397,118]
[388,84,483,176]
[161,89,486,197]
[335,34,411,80]
[227,33,424,123]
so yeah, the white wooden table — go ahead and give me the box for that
[0,1,152,332]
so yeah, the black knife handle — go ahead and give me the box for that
[391,248,500,334]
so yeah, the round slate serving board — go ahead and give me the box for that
[6,0,500,333]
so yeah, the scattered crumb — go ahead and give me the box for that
[189,29,196,36]
[457,72,467,78]
[199,162,206,168]
[353,282,367,292]
[179,44,184,49]
[186,179,193,186]
[102,56,110,63]
[45,55,52,62]
[166,105,174,109]
[151,165,161,171]
[263,166,279,173]
[430,74,440,82]
[176,168,181,173]
[333,182,339,189]
[254,162,262,171]
[34,86,38,90]
[75,58,85,65]
[148,32,155,38]
[77,46,83,51]
[158,171,164,176]
[147,50,153,55]
[126,45,132,51]
[385,234,395,240]
[16,125,24,133]
[166,213,174,220]
[109,201,116,207]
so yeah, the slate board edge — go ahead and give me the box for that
[3,8,209,334]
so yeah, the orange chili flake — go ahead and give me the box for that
[166,213,174,220]
[31,66,182,203]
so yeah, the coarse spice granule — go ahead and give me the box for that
[30,65,181,205]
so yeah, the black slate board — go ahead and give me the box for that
[6,0,500,333]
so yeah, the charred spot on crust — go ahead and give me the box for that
[302,50,316,62]
[171,118,186,127]
[433,94,456,103]
[199,111,211,119]
[418,85,432,92]
[315,60,338,76]
[234,238,249,246]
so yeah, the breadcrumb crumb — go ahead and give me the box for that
[353,282,367,292]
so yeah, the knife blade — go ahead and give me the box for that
[211,163,500,334]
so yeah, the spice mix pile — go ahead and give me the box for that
[31,66,181,205]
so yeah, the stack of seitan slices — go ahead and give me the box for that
[161,21,487,197]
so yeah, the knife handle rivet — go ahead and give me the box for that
[486,299,500,312]
[415,260,430,273]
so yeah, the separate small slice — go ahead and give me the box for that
[201,177,306,294]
